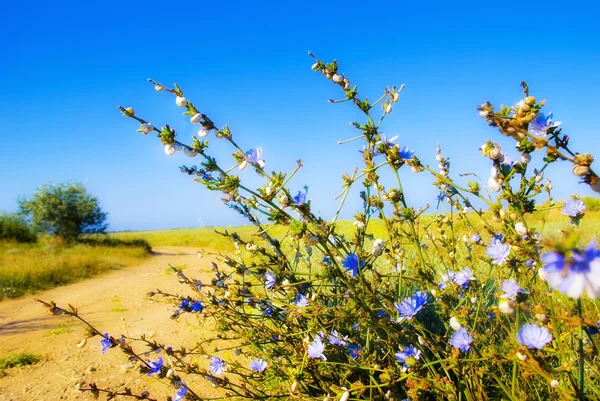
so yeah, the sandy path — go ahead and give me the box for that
[0,247,223,401]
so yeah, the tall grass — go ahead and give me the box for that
[0,238,149,300]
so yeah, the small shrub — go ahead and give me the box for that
[0,352,40,376]
[582,196,600,211]
[0,212,36,243]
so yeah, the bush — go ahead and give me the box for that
[40,56,600,401]
[0,212,36,243]
[19,182,108,242]
[582,196,600,212]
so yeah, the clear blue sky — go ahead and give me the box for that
[1,1,599,231]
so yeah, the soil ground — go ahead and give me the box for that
[0,247,223,401]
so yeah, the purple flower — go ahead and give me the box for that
[586,321,600,336]
[525,259,535,268]
[486,238,511,265]
[328,330,348,347]
[439,271,455,289]
[147,356,163,376]
[209,357,226,376]
[516,325,553,349]
[342,253,365,277]
[395,291,428,322]
[245,147,265,168]
[179,299,190,310]
[308,336,326,360]
[450,327,473,352]
[293,294,309,307]
[249,358,268,372]
[174,384,187,401]
[399,146,414,160]
[376,133,398,148]
[542,240,600,298]
[470,234,482,244]
[395,344,421,371]
[563,200,585,217]
[500,279,528,299]
[100,333,112,354]
[530,111,561,137]
[293,190,307,206]
[347,344,361,359]
[190,301,203,312]
[265,271,276,290]
[454,267,475,288]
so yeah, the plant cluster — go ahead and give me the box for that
[40,53,600,400]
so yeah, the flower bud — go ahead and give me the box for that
[436,154,445,162]
[354,220,365,230]
[265,186,272,196]
[332,74,343,83]
[499,300,514,315]
[479,110,489,117]
[311,63,319,71]
[538,267,548,281]
[535,171,544,182]
[184,148,198,158]
[154,84,164,92]
[190,113,202,124]
[489,148,504,161]
[550,379,559,388]
[418,336,425,345]
[239,160,248,171]
[279,194,289,205]
[291,380,299,394]
[140,123,153,134]
[374,238,384,247]
[392,92,400,103]
[535,313,549,323]
[371,245,383,257]
[470,296,477,304]
[521,153,531,164]
[173,144,183,151]
[198,129,210,138]
[516,352,528,361]
[344,82,350,90]
[490,166,499,178]
[572,164,589,177]
[430,289,437,297]
[124,107,135,117]
[385,104,393,114]
[76,338,87,348]
[176,96,188,107]
[514,222,527,236]
[166,368,174,378]
[488,176,501,192]
[524,96,536,106]
[449,317,461,331]
[164,145,176,156]
[339,391,350,401]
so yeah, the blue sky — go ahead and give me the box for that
[1,1,599,231]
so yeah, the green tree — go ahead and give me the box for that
[0,212,37,242]
[19,182,108,241]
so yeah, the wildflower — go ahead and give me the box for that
[501,279,528,299]
[399,146,414,159]
[147,356,163,376]
[516,324,553,350]
[395,344,421,371]
[209,357,226,376]
[525,259,535,268]
[499,300,515,314]
[245,147,266,168]
[450,327,473,352]
[562,199,585,217]
[308,336,326,360]
[530,112,561,137]
[293,294,309,307]
[470,234,481,244]
[179,299,190,310]
[249,358,268,372]
[395,291,428,322]
[100,333,112,354]
[293,190,306,206]
[486,237,511,265]
[174,384,187,401]
[542,240,600,298]
[376,133,398,148]
[586,321,600,336]
[328,330,348,347]
[454,267,475,288]
[347,344,361,359]
[514,222,528,236]
[449,317,462,331]
[264,271,276,290]
[341,253,365,277]
[190,300,203,312]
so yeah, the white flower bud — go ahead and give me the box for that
[440,169,448,176]
[490,166,499,178]
[173,144,183,151]
[521,153,531,164]
[538,267,548,281]
[332,73,343,83]
[436,154,445,162]
[479,110,489,117]
[344,82,350,90]
[499,300,515,315]
[531,232,543,243]
[438,163,445,171]
[418,336,425,345]
[198,129,210,138]
[197,251,203,258]
[550,379,559,388]
[239,160,248,170]
[514,222,527,237]
[311,292,317,302]
[190,113,202,123]
[166,368,174,378]
[291,380,299,394]
[184,148,198,158]
[339,391,350,401]
[516,352,528,361]
[354,220,365,230]
[265,186,272,196]
[385,104,393,114]
[371,245,383,257]
[546,179,553,190]
[392,92,400,103]
[535,171,544,182]
[164,144,176,156]
[430,289,437,298]
[154,84,164,92]
[311,63,319,71]
[76,338,87,348]
[140,123,153,134]
[488,176,501,192]
[489,148,503,161]
[535,313,549,323]
[449,317,461,331]
[470,296,477,304]
[175,96,188,107]
[279,194,289,205]
[374,238,384,247]
[224,291,231,299]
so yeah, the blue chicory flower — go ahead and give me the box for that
[399,145,414,159]
[525,259,535,268]
[293,294,309,307]
[450,327,473,352]
[541,240,600,298]
[347,344,361,359]
[100,333,112,354]
[179,299,190,310]
[395,344,421,371]
[245,147,265,168]
[470,234,481,244]
[190,300,203,312]
[308,336,326,360]
[562,199,586,217]
[342,253,365,277]
[439,271,456,289]
[516,324,553,349]
[395,291,428,322]
[454,267,475,288]
[328,330,348,347]
[529,111,561,137]
[209,357,226,376]
[249,358,268,372]
[265,271,276,290]
[586,321,600,336]
[174,384,187,401]
[293,190,307,206]
[486,237,511,265]
[500,279,528,299]
[147,356,163,376]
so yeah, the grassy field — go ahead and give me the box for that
[0,238,150,300]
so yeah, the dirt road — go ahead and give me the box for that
[0,247,223,401]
